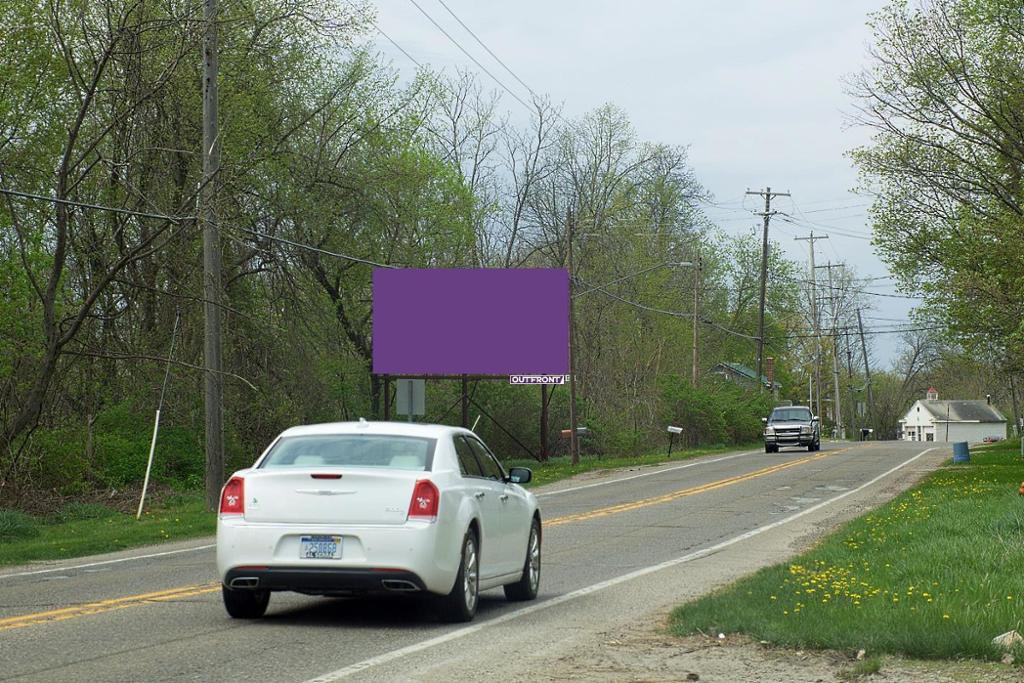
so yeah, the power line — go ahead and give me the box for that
[237,228,399,269]
[405,0,533,112]
[774,324,947,340]
[791,194,869,208]
[576,276,760,341]
[800,203,870,214]
[777,215,872,241]
[373,23,424,68]
[340,0,424,68]
[778,273,924,300]
[0,188,191,223]
[0,186,399,270]
[576,274,943,342]
[435,0,538,99]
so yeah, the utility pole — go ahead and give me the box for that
[746,187,790,390]
[817,262,844,439]
[201,0,223,510]
[844,331,856,380]
[692,249,701,386]
[856,308,876,435]
[845,331,857,431]
[566,210,580,465]
[795,232,827,421]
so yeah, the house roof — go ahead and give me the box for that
[918,400,1006,423]
[714,362,780,389]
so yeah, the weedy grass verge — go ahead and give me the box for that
[0,494,213,567]
[670,440,1024,662]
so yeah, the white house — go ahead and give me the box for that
[899,388,1007,443]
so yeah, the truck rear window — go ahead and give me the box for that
[259,435,436,471]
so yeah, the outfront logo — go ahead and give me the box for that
[509,375,570,385]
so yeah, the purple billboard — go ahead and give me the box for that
[372,268,569,375]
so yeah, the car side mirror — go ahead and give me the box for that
[508,467,532,485]
[812,416,819,422]
[761,417,768,424]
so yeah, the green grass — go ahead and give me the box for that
[0,494,214,567]
[838,656,882,680]
[0,442,757,567]
[508,442,761,488]
[669,440,1024,662]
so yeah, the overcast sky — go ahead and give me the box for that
[365,0,915,367]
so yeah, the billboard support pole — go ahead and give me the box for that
[407,381,414,423]
[461,375,469,428]
[469,395,537,460]
[567,211,580,465]
[540,387,548,462]
[382,375,390,420]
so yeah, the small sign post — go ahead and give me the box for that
[396,379,425,422]
[667,425,683,456]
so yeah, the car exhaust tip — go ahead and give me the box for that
[381,579,420,592]
[229,577,260,589]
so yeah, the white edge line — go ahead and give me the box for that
[0,543,216,580]
[536,449,760,497]
[305,446,935,683]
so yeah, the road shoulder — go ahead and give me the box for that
[345,446,1007,682]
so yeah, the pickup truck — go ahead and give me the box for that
[763,405,820,453]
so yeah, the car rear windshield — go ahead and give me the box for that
[259,435,437,471]
[771,408,812,422]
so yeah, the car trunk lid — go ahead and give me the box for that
[242,469,422,525]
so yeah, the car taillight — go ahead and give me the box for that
[407,479,439,522]
[220,476,244,515]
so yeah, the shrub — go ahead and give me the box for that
[0,509,40,541]
[659,374,772,447]
[51,502,117,523]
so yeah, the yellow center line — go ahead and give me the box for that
[1,445,855,631]
[0,582,220,632]
[546,447,849,527]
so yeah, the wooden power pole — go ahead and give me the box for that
[566,210,579,465]
[818,262,845,439]
[746,187,790,390]
[856,308,876,434]
[201,0,223,509]
[795,231,827,420]
[692,249,701,385]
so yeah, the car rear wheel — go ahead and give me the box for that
[765,444,777,453]
[439,528,479,623]
[504,518,541,602]
[222,585,270,619]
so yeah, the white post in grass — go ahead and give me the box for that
[136,310,181,520]
[136,410,162,519]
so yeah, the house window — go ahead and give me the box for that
[926,433,933,442]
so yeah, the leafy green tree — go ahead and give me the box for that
[849,0,1024,376]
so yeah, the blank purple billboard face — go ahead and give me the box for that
[372,268,569,375]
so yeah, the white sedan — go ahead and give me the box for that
[216,420,541,622]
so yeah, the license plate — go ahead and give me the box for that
[299,535,342,559]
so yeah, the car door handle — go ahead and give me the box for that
[474,492,486,499]
[499,494,509,502]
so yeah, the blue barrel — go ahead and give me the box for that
[952,441,970,463]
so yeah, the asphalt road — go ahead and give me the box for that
[0,440,939,682]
